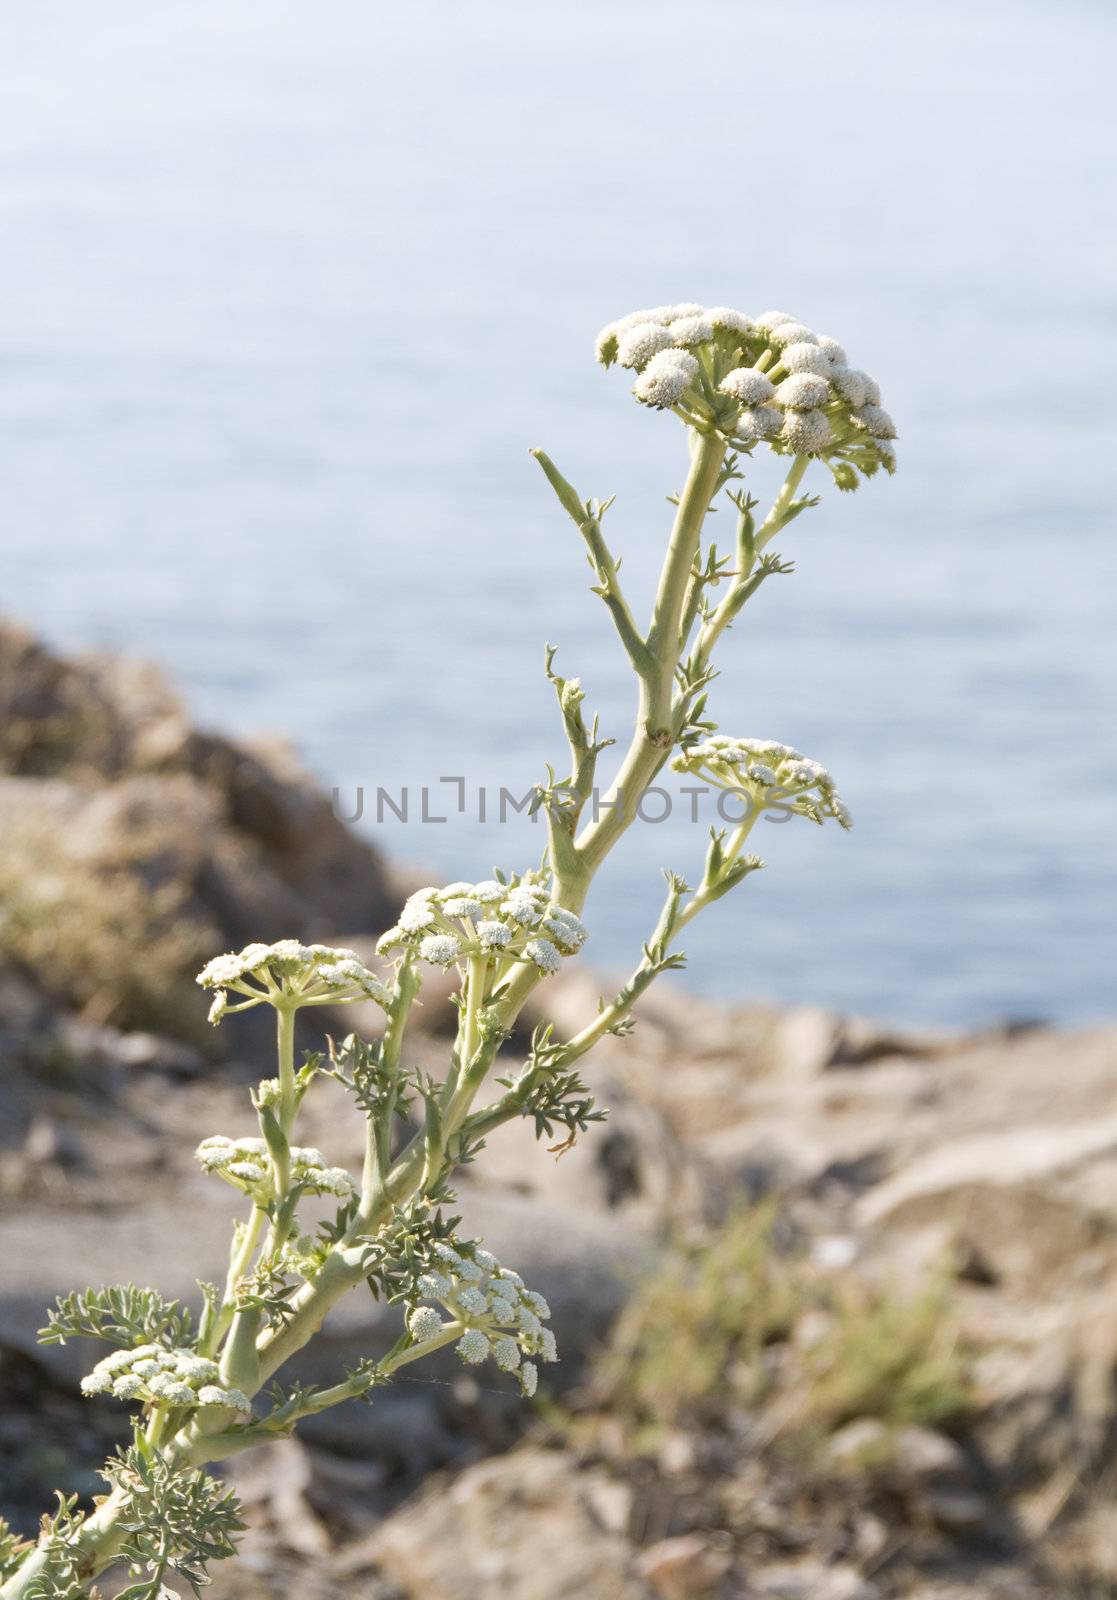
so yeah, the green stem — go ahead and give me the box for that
[692,455,809,667]
[570,428,727,894]
[756,454,809,549]
[676,808,761,931]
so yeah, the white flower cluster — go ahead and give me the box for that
[195,1135,356,1199]
[594,303,896,481]
[672,735,852,829]
[406,1240,558,1398]
[80,1344,249,1412]
[377,872,588,979]
[198,940,390,1025]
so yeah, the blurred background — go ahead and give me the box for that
[1,4,1116,1598]
[3,0,1115,1026]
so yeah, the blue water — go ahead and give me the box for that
[2,1,1115,1027]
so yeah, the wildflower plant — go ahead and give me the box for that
[0,302,895,1597]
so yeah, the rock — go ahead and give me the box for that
[337,1449,648,1599]
[699,1121,830,1199]
[582,1474,633,1536]
[226,1439,330,1558]
[469,1070,696,1224]
[771,1007,846,1079]
[56,1020,204,1079]
[22,1116,82,1169]
[889,1425,969,1485]
[750,1561,880,1599]
[0,619,405,1047]
[819,1418,893,1476]
[922,1487,990,1530]
[636,1533,732,1598]
[857,1118,1117,1229]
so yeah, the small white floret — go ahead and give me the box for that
[616,321,673,371]
[318,1166,357,1196]
[829,366,869,407]
[853,404,896,439]
[781,410,833,453]
[775,374,830,411]
[816,335,847,364]
[456,1328,490,1365]
[471,880,507,903]
[670,315,714,347]
[594,324,619,366]
[442,897,483,920]
[419,1271,454,1299]
[768,321,818,348]
[705,307,753,334]
[754,309,796,331]
[719,367,775,405]
[408,1305,445,1343]
[524,938,561,975]
[197,1385,229,1406]
[492,1337,521,1372]
[734,406,781,444]
[418,934,462,966]
[400,901,438,934]
[780,343,833,377]
[176,1355,220,1383]
[632,349,699,409]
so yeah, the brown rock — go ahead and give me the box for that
[337,1448,648,1599]
[636,1533,732,1598]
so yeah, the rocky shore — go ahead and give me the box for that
[1,622,1115,1599]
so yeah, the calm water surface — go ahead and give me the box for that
[2,1,1115,1026]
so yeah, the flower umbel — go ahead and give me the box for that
[594,301,897,488]
[672,736,853,829]
[198,941,390,1025]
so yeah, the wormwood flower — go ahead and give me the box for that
[80,1345,250,1412]
[632,349,699,409]
[456,1329,490,1365]
[197,941,389,1020]
[407,1305,444,1343]
[672,736,853,829]
[775,374,831,411]
[411,1237,559,1389]
[418,933,462,966]
[524,937,561,974]
[492,1337,521,1371]
[595,301,897,482]
[780,342,833,377]
[670,314,714,347]
[719,368,776,406]
[616,321,674,370]
[381,871,586,980]
[781,411,833,453]
[196,1135,356,1199]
